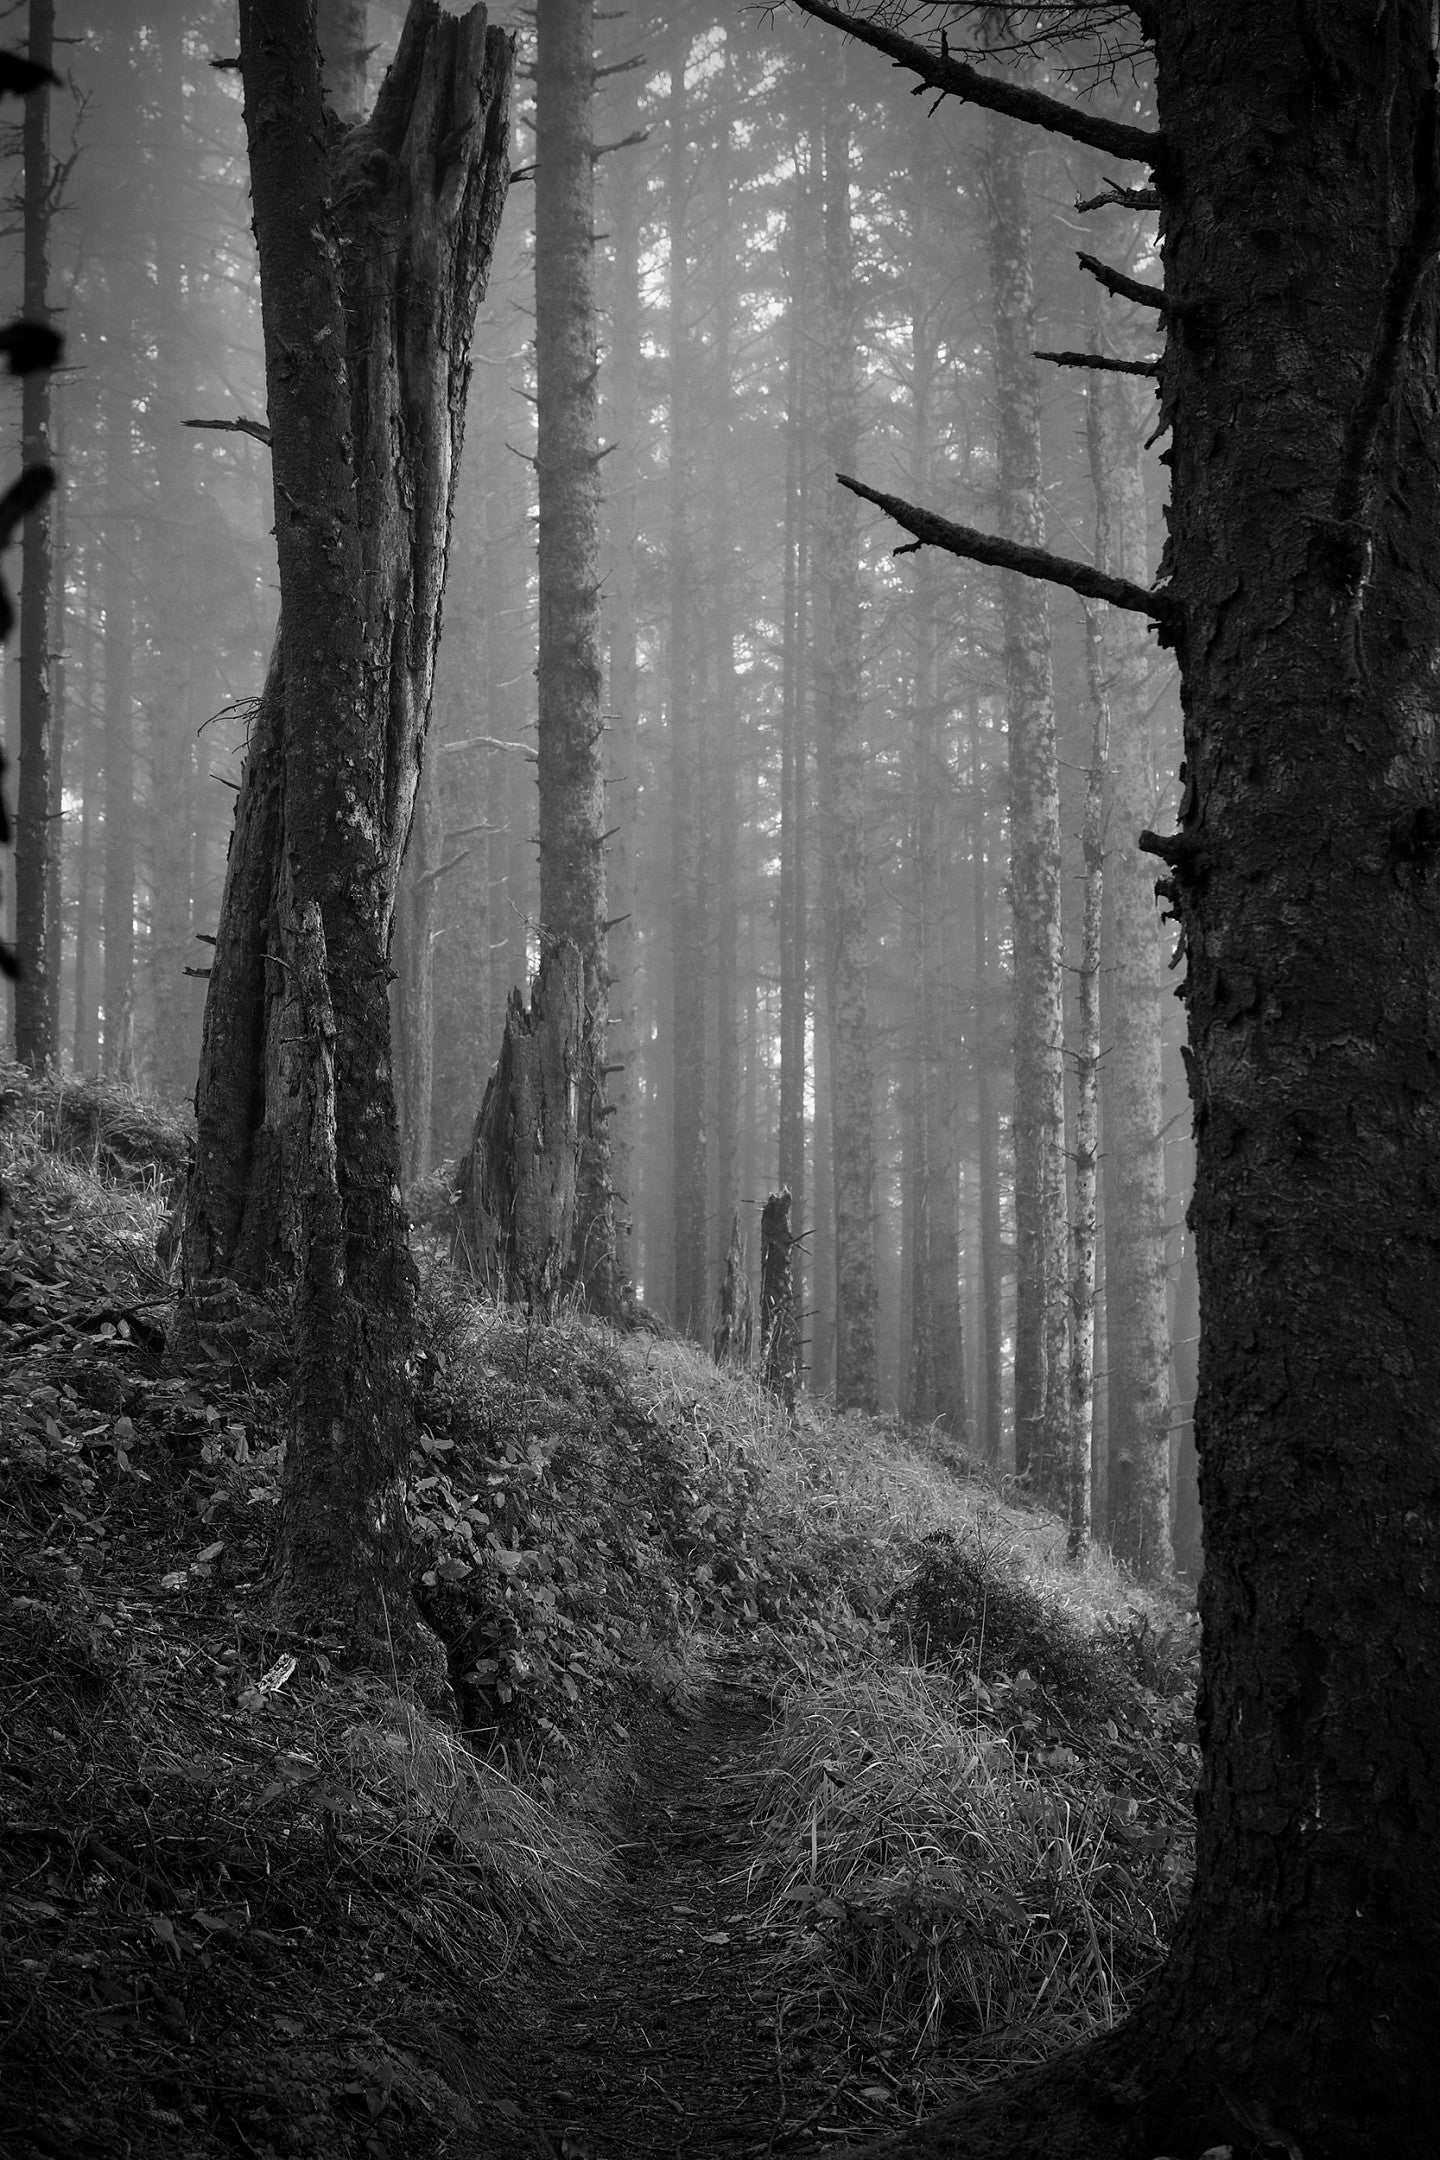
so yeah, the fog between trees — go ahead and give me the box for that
[1,0,1194,1575]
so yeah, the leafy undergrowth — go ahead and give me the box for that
[1,1065,1201,2155]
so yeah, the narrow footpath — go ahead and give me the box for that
[507,1656,865,2160]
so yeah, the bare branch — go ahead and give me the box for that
[186,412,272,447]
[837,472,1174,626]
[439,733,539,762]
[1077,181,1159,213]
[786,0,1161,166]
[1035,347,1159,378]
[1077,250,1165,309]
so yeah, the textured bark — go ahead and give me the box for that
[71,536,99,1074]
[454,938,582,1311]
[666,19,707,1336]
[12,0,55,1067]
[816,71,877,1414]
[598,15,642,1291]
[186,1,511,1661]
[185,3,510,1303]
[535,0,618,1314]
[825,5,1440,2152]
[1068,609,1107,1563]
[759,1189,799,1413]
[1092,365,1173,1576]
[712,1208,752,1368]
[986,108,1067,1500]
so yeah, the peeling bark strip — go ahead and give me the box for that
[712,1208,752,1367]
[759,1189,798,1412]
[454,939,583,1312]
[187,1,512,1658]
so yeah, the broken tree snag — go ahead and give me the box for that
[759,1189,799,1411]
[453,939,583,1313]
[712,1209,753,1367]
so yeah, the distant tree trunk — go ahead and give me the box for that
[711,51,742,1309]
[1092,364,1173,1576]
[666,18,707,1335]
[811,952,835,1395]
[101,374,135,1084]
[970,694,1003,1468]
[13,0,56,1068]
[712,1208,752,1366]
[184,0,511,1659]
[986,108,1067,1502]
[316,0,367,116]
[777,151,811,1356]
[535,0,619,1313]
[598,17,643,1291]
[817,66,877,1413]
[72,537,99,1074]
[1069,608,1107,1562]
[759,1188,799,1411]
[149,3,203,1105]
[454,937,582,1309]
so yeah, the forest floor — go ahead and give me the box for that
[0,1068,1202,2160]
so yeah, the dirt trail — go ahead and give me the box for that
[509,1658,815,2160]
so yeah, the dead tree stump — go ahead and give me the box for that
[453,939,583,1311]
[713,1208,753,1366]
[759,1188,799,1411]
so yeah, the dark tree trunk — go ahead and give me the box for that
[793,2,1440,2150]
[759,1189,799,1413]
[986,108,1067,1503]
[711,52,742,1312]
[454,937,582,1310]
[186,0,511,1662]
[535,0,619,1314]
[13,0,55,1067]
[1068,605,1107,1563]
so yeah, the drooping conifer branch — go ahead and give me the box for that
[787,0,1162,165]
[1077,249,1166,309]
[1035,347,1160,377]
[837,473,1174,625]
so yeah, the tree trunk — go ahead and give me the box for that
[986,108,1067,1502]
[100,374,135,1084]
[13,0,55,1068]
[759,1189,799,1413]
[535,0,619,1314]
[393,764,440,1187]
[712,1207,752,1367]
[969,699,1004,1469]
[817,65,877,1414]
[1091,364,1173,1576]
[598,11,643,1294]
[1068,608,1107,1563]
[807,4,1440,2150]
[186,0,511,1661]
[666,18,707,1336]
[454,937,582,1310]
[711,47,742,1316]
[777,146,810,1281]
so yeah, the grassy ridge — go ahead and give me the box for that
[0,1066,1198,2150]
